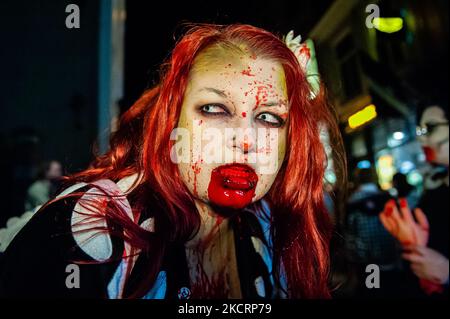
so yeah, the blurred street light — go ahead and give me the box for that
[348,104,378,129]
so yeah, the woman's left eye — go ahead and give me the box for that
[256,112,284,127]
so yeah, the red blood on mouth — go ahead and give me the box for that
[242,112,246,118]
[207,164,258,209]
[399,198,408,208]
[422,146,436,162]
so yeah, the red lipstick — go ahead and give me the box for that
[422,146,436,162]
[207,163,258,209]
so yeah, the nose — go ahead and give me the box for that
[224,112,257,154]
[230,130,256,154]
[239,139,253,154]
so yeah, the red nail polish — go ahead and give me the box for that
[400,198,407,208]
[386,206,393,217]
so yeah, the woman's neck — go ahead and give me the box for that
[184,199,242,298]
[184,200,228,249]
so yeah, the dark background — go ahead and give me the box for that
[123,0,332,107]
[0,0,332,225]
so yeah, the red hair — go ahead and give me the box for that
[62,24,345,298]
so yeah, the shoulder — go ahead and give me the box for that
[0,174,152,297]
[21,175,145,260]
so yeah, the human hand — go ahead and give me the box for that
[379,198,429,247]
[403,245,449,285]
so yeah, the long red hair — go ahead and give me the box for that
[63,24,345,298]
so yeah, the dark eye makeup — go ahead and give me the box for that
[198,103,286,128]
[198,103,231,117]
[255,112,285,128]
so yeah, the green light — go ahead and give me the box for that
[407,171,422,186]
[373,17,403,33]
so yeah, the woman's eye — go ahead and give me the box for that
[256,112,284,127]
[200,104,228,115]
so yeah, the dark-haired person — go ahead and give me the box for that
[380,103,449,296]
[345,167,399,297]
[24,160,63,212]
[0,25,345,299]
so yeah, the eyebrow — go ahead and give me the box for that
[198,87,228,98]
[198,87,288,108]
[260,101,279,107]
[259,101,288,108]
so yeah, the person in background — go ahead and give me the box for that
[380,101,449,297]
[1,161,63,260]
[345,167,400,297]
[24,160,62,212]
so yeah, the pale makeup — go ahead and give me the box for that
[175,51,289,297]
[419,106,449,166]
[176,52,289,209]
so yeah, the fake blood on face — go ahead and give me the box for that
[207,164,258,210]
[192,162,202,197]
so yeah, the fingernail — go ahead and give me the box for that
[386,206,393,216]
[400,198,407,208]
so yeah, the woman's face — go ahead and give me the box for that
[174,52,289,210]
[418,106,449,166]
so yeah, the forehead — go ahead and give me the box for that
[421,106,447,124]
[186,56,287,98]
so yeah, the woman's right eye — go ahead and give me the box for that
[200,104,229,116]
